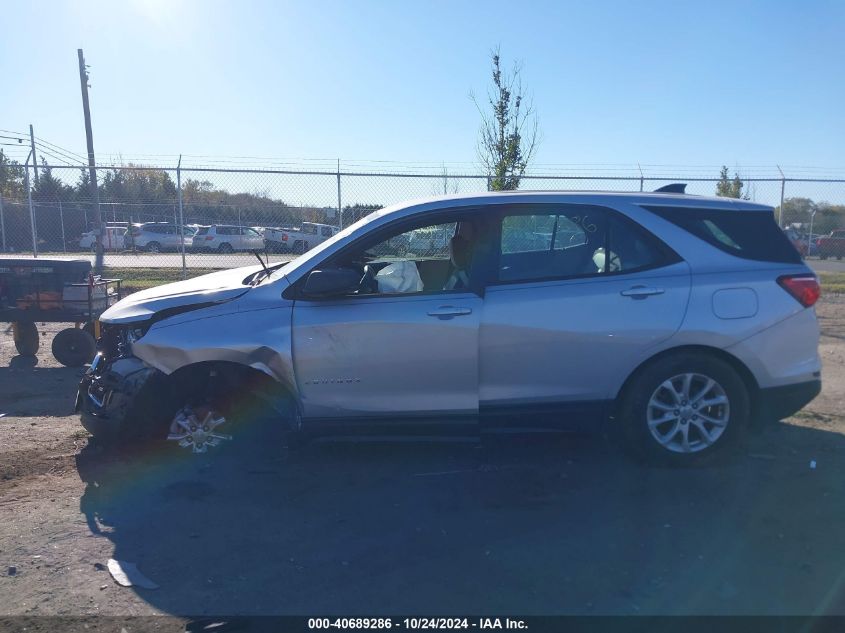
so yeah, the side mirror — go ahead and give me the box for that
[302,268,361,298]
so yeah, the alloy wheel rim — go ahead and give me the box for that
[167,405,231,454]
[646,373,730,453]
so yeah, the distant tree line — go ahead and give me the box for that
[0,151,385,252]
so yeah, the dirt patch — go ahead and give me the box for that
[0,299,843,617]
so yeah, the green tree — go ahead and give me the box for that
[716,166,748,199]
[0,150,25,198]
[343,203,383,224]
[473,47,539,191]
[33,158,72,201]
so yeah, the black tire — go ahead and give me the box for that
[52,328,96,367]
[218,242,234,254]
[145,241,161,253]
[13,321,39,356]
[820,254,828,260]
[617,352,750,466]
[292,241,305,254]
[83,321,97,340]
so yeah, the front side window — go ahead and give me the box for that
[498,206,667,283]
[309,218,473,297]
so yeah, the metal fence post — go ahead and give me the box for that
[177,157,187,279]
[24,158,38,257]
[777,165,786,227]
[59,200,66,252]
[337,158,343,229]
[0,191,6,253]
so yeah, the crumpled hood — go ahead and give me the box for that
[101,265,263,325]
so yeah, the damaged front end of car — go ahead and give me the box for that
[76,321,170,445]
[75,266,300,454]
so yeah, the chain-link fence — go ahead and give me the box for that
[1,163,843,273]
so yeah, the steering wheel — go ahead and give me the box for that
[359,264,379,294]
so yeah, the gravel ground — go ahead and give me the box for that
[0,297,844,617]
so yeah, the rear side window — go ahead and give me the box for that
[643,206,802,264]
[195,227,208,235]
[498,205,674,283]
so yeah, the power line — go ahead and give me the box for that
[34,146,77,167]
[33,135,88,162]
[34,141,84,165]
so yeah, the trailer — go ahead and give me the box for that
[0,259,122,367]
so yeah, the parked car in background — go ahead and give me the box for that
[78,188,821,466]
[264,222,339,253]
[77,224,128,252]
[125,223,194,253]
[408,226,450,256]
[191,225,264,253]
[817,230,845,260]
[783,228,808,258]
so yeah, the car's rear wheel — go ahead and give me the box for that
[145,241,161,253]
[618,353,750,465]
[218,242,234,254]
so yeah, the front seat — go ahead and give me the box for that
[443,235,473,290]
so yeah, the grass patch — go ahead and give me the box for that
[103,267,218,294]
[818,272,845,295]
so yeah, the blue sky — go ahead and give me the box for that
[2,0,844,173]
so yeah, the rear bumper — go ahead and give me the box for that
[757,378,821,423]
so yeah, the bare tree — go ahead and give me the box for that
[432,163,460,196]
[472,47,539,191]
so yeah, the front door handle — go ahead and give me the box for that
[620,286,665,299]
[427,306,472,318]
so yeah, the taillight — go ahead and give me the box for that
[778,275,820,308]
[205,236,214,241]
[282,234,288,241]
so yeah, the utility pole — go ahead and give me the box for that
[29,125,39,187]
[25,153,38,257]
[78,48,103,273]
[337,158,342,230]
[59,200,66,252]
[176,155,187,279]
[0,191,6,252]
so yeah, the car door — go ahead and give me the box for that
[291,213,488,421]
[479,204,691,418]
[161,225,177,249]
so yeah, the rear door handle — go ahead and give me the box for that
[620,286,665,299]
[427,306,473,317]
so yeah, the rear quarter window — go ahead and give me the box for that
[642,206,802,264]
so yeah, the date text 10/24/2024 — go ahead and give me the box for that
[308,618,528,630]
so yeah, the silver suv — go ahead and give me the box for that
[76,189,821,464]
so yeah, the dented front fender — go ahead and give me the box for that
[131,303,298,400]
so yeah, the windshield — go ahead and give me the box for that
[269,208,389,280]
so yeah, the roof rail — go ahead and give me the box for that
[654,183,687,194]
